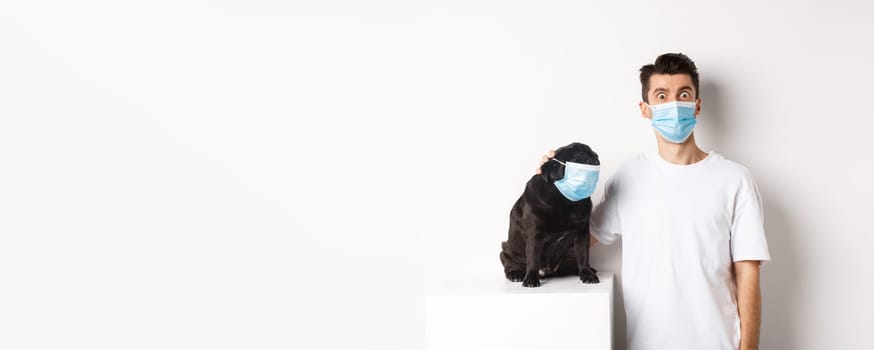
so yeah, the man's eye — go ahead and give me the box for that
[680,92,689,98]
[657,93,666,99]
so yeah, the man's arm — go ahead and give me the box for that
[734,260,762,350]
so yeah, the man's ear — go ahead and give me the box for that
[539,159,565,184]
[640,101,652,120]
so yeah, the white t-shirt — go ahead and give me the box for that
[590,150,771,350]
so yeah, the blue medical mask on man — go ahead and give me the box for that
[550,158,599,201]
[644,100,698,143]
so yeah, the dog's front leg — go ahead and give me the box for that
[574,226,600,284]
[522,234,545,287]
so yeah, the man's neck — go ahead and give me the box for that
[656,133,708,165]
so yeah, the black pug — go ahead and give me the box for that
[500,142,600,287]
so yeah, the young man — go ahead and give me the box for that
[537,53,771,350]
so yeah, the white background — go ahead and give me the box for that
[1,1,872,349]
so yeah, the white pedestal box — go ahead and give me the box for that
[424,272,614,350]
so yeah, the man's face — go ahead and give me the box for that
[639,73,701,120]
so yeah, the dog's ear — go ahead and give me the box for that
[539,158,565,184]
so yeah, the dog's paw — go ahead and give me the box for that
[522,275,541,288]
[505,270,524,282]
[579,270,600,284]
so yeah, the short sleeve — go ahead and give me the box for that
[590,175,622,245]
[730,170,772,265]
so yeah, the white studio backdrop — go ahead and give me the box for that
[1,1,872,349]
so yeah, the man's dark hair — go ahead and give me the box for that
[639,53,699,103]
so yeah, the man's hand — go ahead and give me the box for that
[735,260,763,350]
[535,149,556,174]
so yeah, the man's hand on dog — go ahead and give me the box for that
[535,149,556,174]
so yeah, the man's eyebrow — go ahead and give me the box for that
[652,86,694,93]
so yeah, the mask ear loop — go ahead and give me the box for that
[550,158,566,166]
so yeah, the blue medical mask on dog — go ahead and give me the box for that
[645,101,698,143]
[550,158,600,201]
